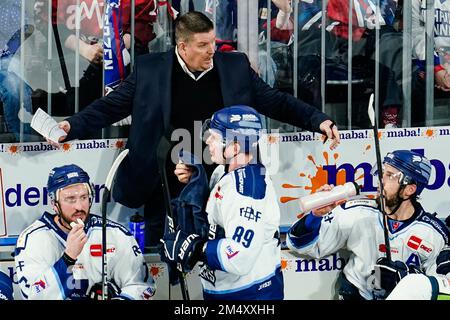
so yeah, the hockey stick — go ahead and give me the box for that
[101,148,129,300]
[367,94,392,263]
[157,137,190,300]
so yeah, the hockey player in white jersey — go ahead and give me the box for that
[14,164,156,300]
[161,105,283,300]
[287,150,449,300]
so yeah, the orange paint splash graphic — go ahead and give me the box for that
[281,259,288,270]
[280,196,299,203]
[150,266,160,277]
[62,143,71,152]
[115,140,125,149]
[281,184,303,189]
[296,212,306,219]
[425,129,436,138]
[363,144,371,154]
[8,145,19,154]
[267,135,279,144]
[280,152,365,205]
[149,265,165,279]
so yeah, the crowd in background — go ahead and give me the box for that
[0,0,449,142]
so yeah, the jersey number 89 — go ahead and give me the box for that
[232,226,254,248]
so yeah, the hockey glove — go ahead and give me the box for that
[437,246,450,275]
[373,257,409,297]
[88,280,121,300]
[161,229,205,272]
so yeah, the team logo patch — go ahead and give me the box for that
[225,245,239,259]
[242,114,258,121]
[199,263,216,286]
[407,235,422,250]
[392,221,400,231]
[230,115,241,122]
[90,244,116,257]
[418,240,433,256]
[90,244,102,257]
[142,287,155,300]
[67,172,79,178]
[378,244,399,254]
[240,207,262,222]
[32,278,47,294]
[214,186,223,200]
[107,246,116,254]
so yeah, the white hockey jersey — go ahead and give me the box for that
[412,0,450,61]
[14,212,155,300]
[200,163,283,300]
[287,197,449,300]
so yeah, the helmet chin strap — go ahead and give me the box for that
[55,201,72,230]
[384,186,410,216]
[221,141,239,172]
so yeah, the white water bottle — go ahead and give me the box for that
[298,182,360,213]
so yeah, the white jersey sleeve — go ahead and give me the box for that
[411,0,426,60]
[15,222,71,300]
[287,198,378,259]
[109,229,156,300]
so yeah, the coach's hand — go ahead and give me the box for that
[319,120,340,150]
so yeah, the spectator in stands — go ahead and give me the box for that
[410,0,450,127]
[265,0,404,128]
[123,0,158,56]
[257,0,295,90]
[32,0,158,117]
[0,0,34,141]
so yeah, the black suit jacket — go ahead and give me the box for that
[66,49,331,207]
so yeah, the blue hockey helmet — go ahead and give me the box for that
[383,150,432,195]
[202,105,263,152]
[47,164,93,202]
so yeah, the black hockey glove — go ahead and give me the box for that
[437,246,450,275]
[373,257,409,297]
[88,280,121,300]
[161,229,206,272]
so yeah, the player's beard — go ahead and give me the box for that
[60,210,88,229]
[383,189,403,211]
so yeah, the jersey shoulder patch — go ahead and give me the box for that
[342,197,379,210]
[233,164,266,199]
[417,212,449,244]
